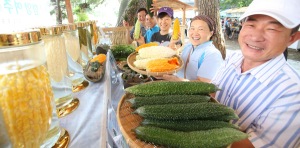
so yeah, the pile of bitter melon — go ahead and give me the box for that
[124,81,249,148]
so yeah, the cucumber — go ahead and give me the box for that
[147,0,154,18]
[126,95,210,108]
[132,126,249,148]
[124,81,222,97]
[132,102,235,120]
[140,119,240,131]
[207,112,240,121]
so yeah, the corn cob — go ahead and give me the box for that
[140,119,240,131]
[124,81,222,96]
[133,58,161,69]
[173,18,180,40]
[146,57,179,72]
[138,46,176,59]
[132,102,235,120]
[126,95,210,108]
[134,20,141,40]
[147,0,154,18]
[135,43,158,52]
[132,126,249,148]
[0,65,54,148]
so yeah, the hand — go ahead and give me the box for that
[168,32,181,50]
[154,74,183,81]
[123,20,129,30]
[135,32,145,45]
[150,2,157,17]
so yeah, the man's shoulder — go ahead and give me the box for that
[281,64,300,86]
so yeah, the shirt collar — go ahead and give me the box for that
[194,41,213,51]
[150,25,159,31]
[233,53,286,86]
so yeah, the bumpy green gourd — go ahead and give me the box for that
[132,102,235,120]
[147,0,154,18]
[126,95,210,108]
[206,112,240,121]
[140,119,240,131]
[91,61,101,72]
[132,126,249,148]
[134,20,141,40]
[124,81,222,97]
[124,14,128,22]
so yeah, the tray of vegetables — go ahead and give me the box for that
[110,44,135,63]
[84,54,106,82]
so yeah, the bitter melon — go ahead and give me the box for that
[147,0,154,18]
[124,81,222,97]
[124,14,128,22]
[126,95,210,108]
[132,126,249,148]
[207,112,240,121]
[132,102,235,120]
[140,119,240,131]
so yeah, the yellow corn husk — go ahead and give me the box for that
[135,43,158,52]
[173,18,180,40]
[138,46,176,59]
[91,54,106,63]
[146,57,179,72]
[0,65,53,148]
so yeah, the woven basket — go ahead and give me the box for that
[83,61,105,82]
[117,61,131,72]
[127,52,184,76]
[117,91,227,148]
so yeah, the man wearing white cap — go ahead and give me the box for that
[211,0,300,147]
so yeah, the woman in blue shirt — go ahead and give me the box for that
[157,15,223,83]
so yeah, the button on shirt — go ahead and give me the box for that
[212,52,300,148]
[177,41,223,80]
[130,24,147,47]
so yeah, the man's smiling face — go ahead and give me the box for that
[239,15,293,63]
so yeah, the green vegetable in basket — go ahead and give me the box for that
[132,102,235,120]
[124,81,222,97]
[132,126,249,148]
[139,119,240,132]
[91,61,101,72]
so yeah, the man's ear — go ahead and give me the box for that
[288,31,300,46]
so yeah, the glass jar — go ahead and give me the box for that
[37,26,75,147]
[0,30,54,147]
[61,23,84,86]
[90,20,97,52]
[84,21,93,59]
[0,105,12,148]
[77,22,90,68]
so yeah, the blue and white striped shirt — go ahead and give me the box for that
[212,52,300,148]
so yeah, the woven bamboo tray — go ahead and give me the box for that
[127,52,184,76]
[117,92,225,148]
[117,61,131,72]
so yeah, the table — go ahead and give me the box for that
[58,50,126,148]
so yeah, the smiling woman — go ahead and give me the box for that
[156,15,223,83]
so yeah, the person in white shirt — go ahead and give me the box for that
[211,0,300,147]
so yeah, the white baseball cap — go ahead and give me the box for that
[240,0,300,29]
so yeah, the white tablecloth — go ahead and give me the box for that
[59,80,106,148]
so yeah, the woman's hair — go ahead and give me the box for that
[190,15,217,40]
[157,12,174,19]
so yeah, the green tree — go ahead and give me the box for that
[220,0,252,9]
